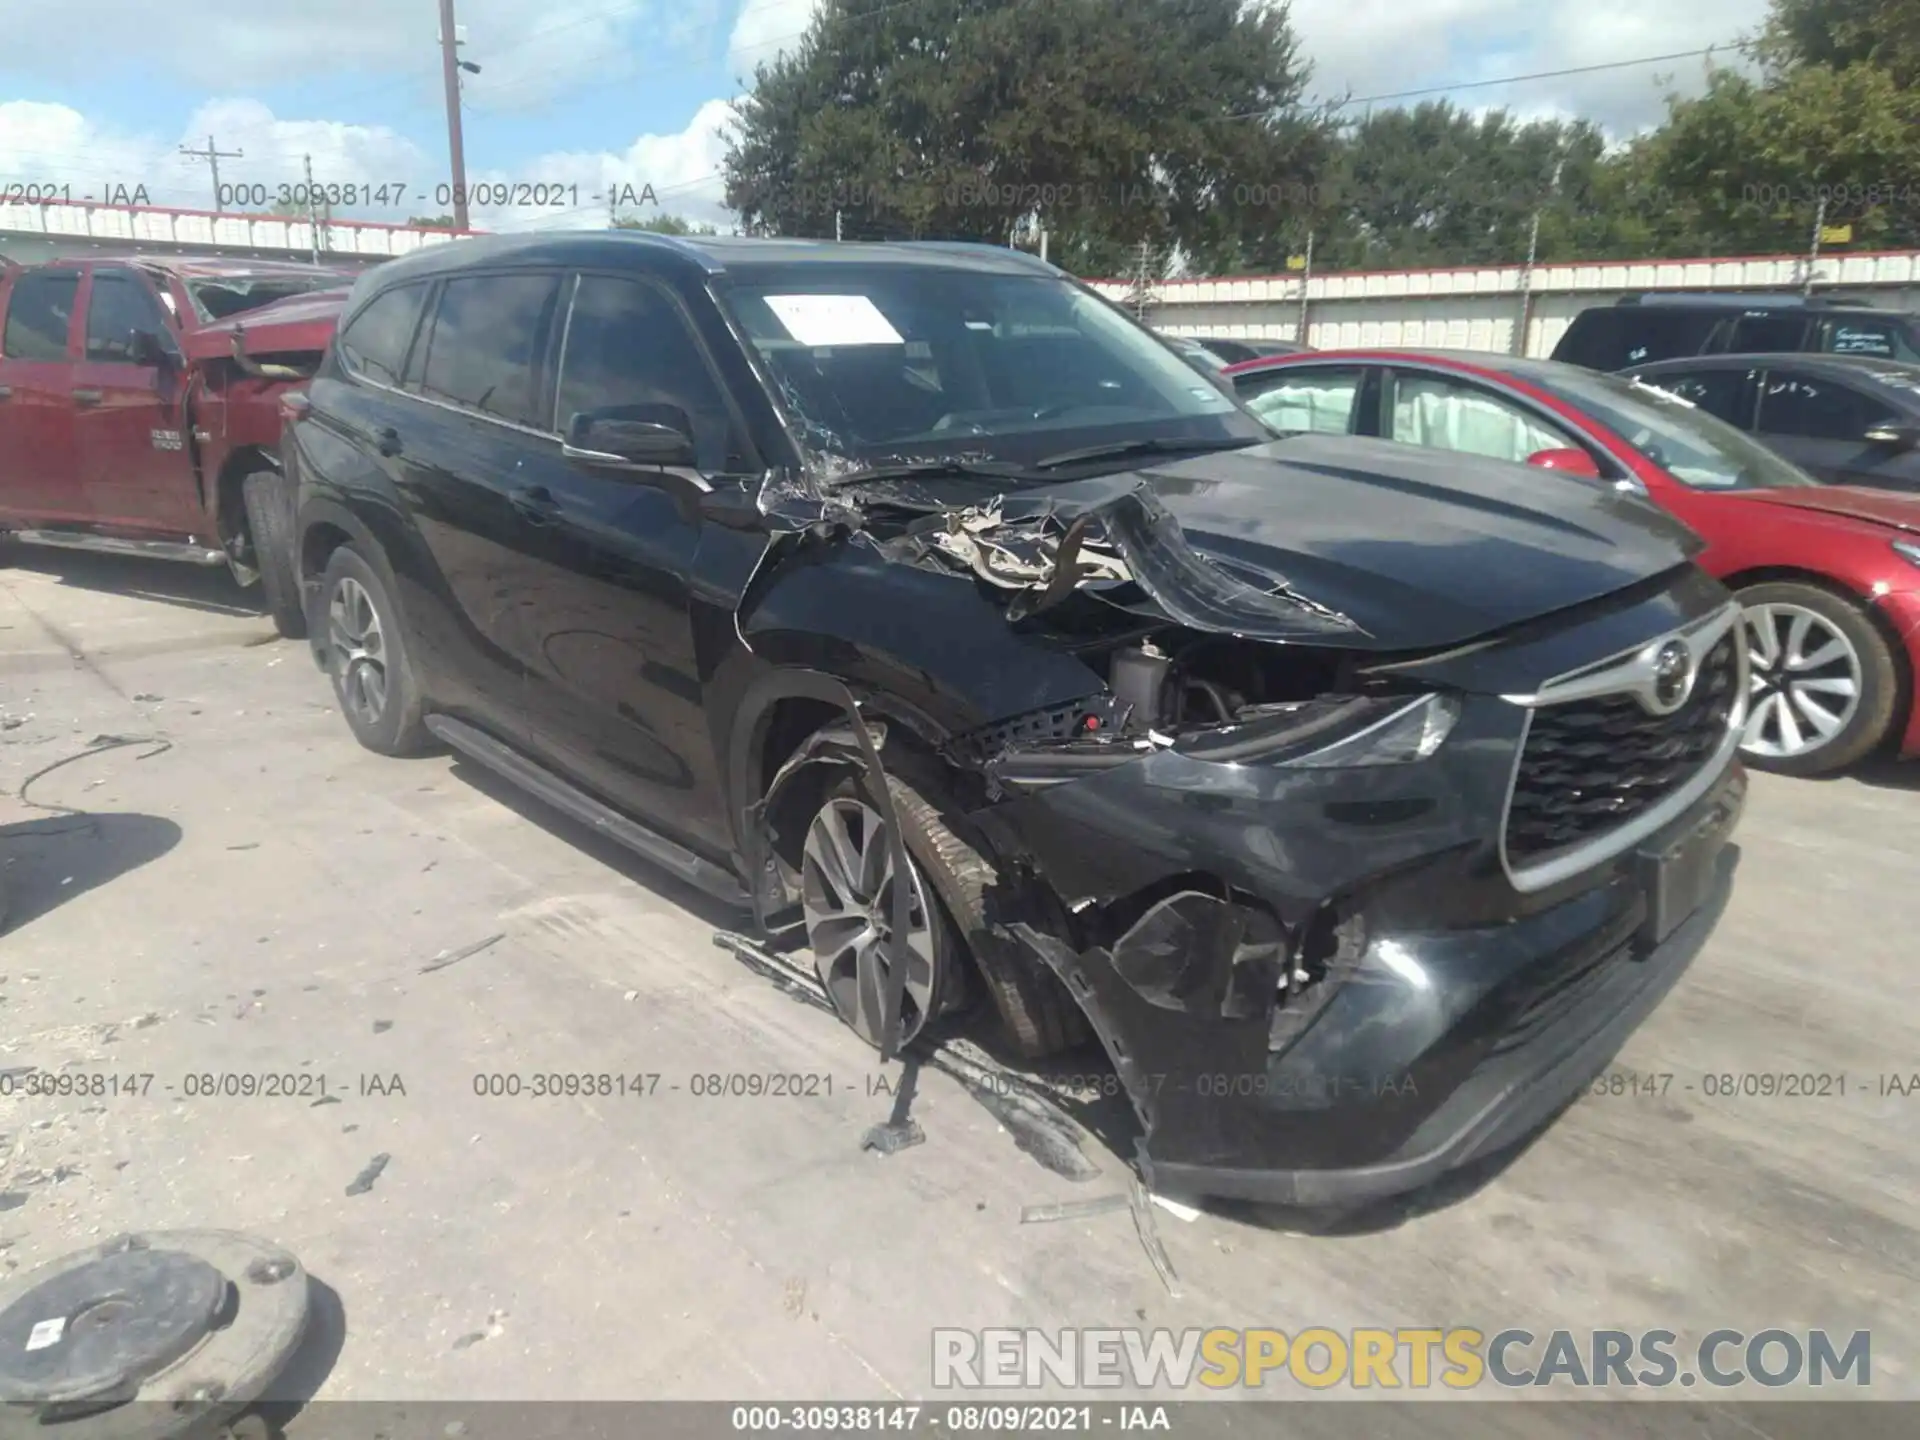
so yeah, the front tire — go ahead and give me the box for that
[318,546,430,757]
[1737,581,1899,777]
[242,471,307,639]
[795,748,1089,1059]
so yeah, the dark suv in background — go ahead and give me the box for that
[288,232,1745,1207]
[1552,293,1920,371]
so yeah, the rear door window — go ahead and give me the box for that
[1756,372,1903,440]
[2,271,80,362]
[418,273,563,430]
[1235,367,1365,434]
[338,283,428,386]
[1637,368,1756,428]
[1728,313,1811,354]
[1387,371,1583,463]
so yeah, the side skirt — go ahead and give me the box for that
[424,714,751,908]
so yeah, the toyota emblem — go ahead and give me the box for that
[1648,639,1694,713]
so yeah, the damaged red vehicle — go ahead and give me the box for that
[290,234,1746,1209]
[0,254,351,635]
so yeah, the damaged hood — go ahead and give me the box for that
[182,287,351,362]
[879,432,1704,652]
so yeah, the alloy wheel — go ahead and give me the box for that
[799,795,938,1049]
[1741,601,1863,760]
[328,576,390,728]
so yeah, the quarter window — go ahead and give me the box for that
[84,271,171,363]
[556,275,751,472]
[0,271,79,361]
[418,274,562,429]
[338,284,427,386]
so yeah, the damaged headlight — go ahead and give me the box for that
[1185,693,1461,767]
[1285,693,1460,767]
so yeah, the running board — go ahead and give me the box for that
[12,530,227,566]
[425,714,752,908]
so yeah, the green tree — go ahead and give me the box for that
[723,0,1331,277]
[407,213,457,229]
[1643,0,1920,254]
[611,212,719,235]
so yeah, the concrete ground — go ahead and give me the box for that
[0,547,1916,1424]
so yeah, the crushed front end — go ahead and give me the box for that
[884,486,1750,1208]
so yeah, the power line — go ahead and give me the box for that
[1328,44,1734,111]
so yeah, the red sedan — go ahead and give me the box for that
[1225,348,1920,776]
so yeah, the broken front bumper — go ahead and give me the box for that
[979,696,1747,1210]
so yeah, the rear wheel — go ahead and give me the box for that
[1737,581,1899,777]
[318,546,430,757]
[242,470,306,639]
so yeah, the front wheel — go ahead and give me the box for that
[1737,581,1900,777]
[317,546,431,757]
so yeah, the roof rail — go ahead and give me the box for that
[1614,291,1891,311]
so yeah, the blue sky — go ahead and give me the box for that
[0,0,1767,232]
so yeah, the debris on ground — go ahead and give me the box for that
[345,1153,390,1196]
[419,933,505,974]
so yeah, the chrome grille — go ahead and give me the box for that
[1505,631,1739,869]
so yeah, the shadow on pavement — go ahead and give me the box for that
[1,544,265,621]
[1847,754,1920,792]
[0,812,183,937]
[256,1275,347,1419]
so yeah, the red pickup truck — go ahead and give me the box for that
[0,254,352,636]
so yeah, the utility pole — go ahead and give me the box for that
[1296,229,1313,344]
[1804,195,1828,297]
[834,210,843,242]
[1514,157,1566,356]
[302,155,322,263]
[179,135,243,212]
[438,0,471,232]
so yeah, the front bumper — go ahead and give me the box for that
[999,758,1744,1209]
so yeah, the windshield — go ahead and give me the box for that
[1536,367,1818,490]
[186,274,341,323]
[712,266,1265,472]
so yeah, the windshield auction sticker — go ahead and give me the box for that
[765,294,906,347]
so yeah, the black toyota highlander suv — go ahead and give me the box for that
[287,232,1747,1207]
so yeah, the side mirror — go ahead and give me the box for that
[1526,447,1603,479]
[129,330,171,367]
[1865,423,1920,450]
[563,407,696,469]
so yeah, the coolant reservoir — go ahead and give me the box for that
[1110,642,1171,730]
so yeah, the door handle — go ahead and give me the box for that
[374,426,403,457]
[72,389,104,406]
[509,485,562,525]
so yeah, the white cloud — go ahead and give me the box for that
[1286,0,1770,136]
[0,99,428,216]
[726,0,824,85]
[476,99,744,233]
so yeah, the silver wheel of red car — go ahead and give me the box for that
[800,792,941,1048]
[1736,583,1899,776]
